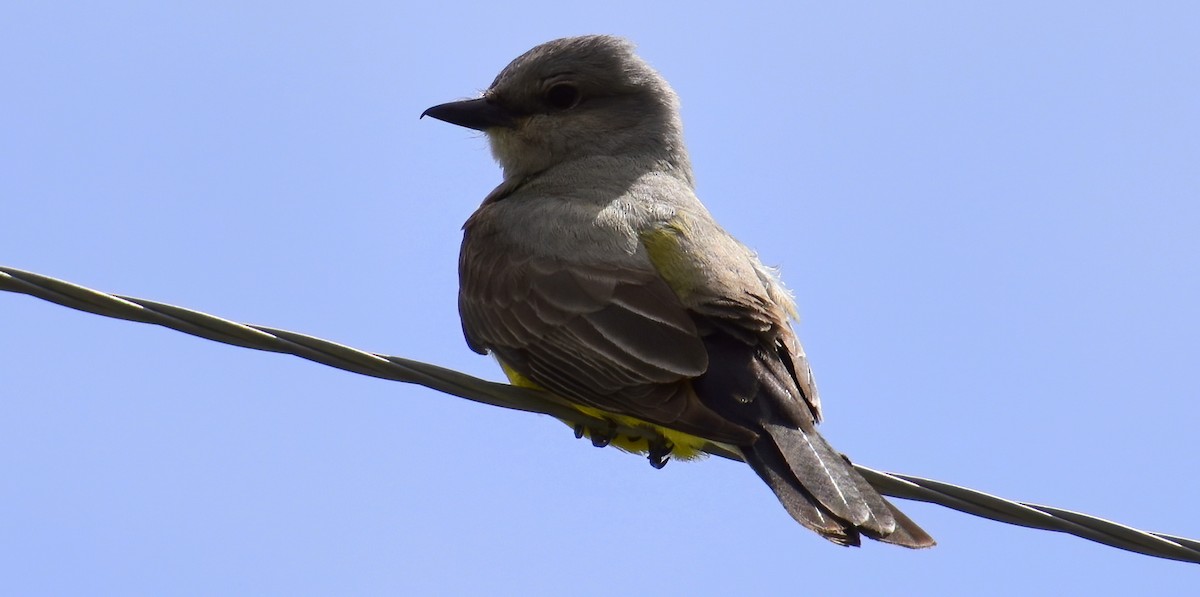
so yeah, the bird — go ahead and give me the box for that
[422,34,934,548]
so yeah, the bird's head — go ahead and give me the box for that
[423,35,691,182]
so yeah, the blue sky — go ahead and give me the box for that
[3,2,1198,595]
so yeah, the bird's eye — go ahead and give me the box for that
[544,83,581,110]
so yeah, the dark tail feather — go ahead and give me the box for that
[743,438,860,546]
[761,421,878,527]
[746,422,935,549]
[836,452,936,548]
[865,497,936,548]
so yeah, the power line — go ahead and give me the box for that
[3,264,1197,564]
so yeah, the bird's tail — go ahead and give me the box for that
[742,421,934,548]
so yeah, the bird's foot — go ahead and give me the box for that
[573,421,616,448]
[648,438,673,469]
[590,425,615,448]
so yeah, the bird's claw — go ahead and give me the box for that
[591,429,614,448]
[574,421,616,448]
[648,438,672,469]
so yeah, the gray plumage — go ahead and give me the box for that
[424,35,933,548]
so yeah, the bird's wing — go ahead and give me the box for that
[643,212,932,547]
[639,211,823,427]
[458,243,756,445]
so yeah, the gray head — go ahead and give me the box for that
[423,35,692,183]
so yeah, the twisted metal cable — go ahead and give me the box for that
[3,264,1197,564]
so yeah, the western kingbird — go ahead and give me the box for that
[423,35,933,548]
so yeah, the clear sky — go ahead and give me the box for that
[3,2,1198,595]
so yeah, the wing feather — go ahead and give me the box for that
[460,246,753,443]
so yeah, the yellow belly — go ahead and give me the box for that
[499,360,710,460]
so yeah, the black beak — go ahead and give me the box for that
[421,98,515,131]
